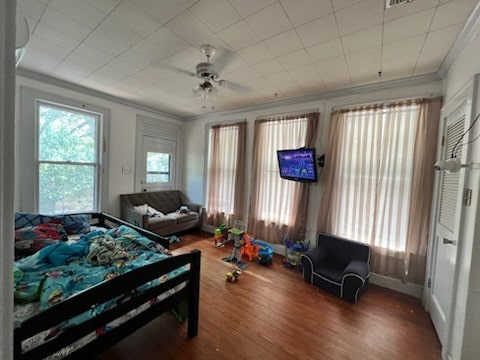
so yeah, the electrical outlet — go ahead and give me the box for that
[122,166,132,174]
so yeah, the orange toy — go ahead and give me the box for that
[241,233,259,262]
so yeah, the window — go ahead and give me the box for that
[205,122,246,227]
[36,101,103,214]
[249,112,319,244]
[146,152,171,183]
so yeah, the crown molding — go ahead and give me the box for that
[185,73,442,121]
[438,1,480,79]
[15,68,184,122]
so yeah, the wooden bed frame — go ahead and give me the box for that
[14,212,201,360]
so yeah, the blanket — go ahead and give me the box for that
[14,225,185,328]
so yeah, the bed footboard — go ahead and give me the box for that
[14,249,201,360]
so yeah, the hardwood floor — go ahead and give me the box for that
[97,232,441,360]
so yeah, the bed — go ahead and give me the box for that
[13,212,201,360]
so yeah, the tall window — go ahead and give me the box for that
[205,122,246,227]
[249,113,319,244]
[37,101,103,214]
[318,98,442,283]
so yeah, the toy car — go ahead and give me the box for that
[251,239,273,265]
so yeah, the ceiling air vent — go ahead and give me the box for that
[385,0,413,9]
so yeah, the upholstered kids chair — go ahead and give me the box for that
[300,233,370,303]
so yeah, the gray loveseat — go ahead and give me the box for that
[120,190,202,236]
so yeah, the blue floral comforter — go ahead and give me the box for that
[14,225,184,329]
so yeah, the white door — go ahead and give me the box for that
[429,100,471,348]
[139,136,176,192]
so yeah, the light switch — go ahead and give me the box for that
[122,166,132,174]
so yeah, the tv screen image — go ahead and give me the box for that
[277,148,318,183]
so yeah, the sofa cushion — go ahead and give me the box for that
[313,261,345,283]
[147,216,177,231]
[168,211,199,224]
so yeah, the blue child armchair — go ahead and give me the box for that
[300,233,371,303]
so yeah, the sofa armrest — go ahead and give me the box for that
[120,195,149,228]
[342,259,369,279]
[300,246,327,284]
[183,201,202,214]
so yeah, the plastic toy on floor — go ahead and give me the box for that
[241,233,259,261]
[225,270,241,282]
[166,235,180,244]
[251,239,274,265]
[214,223,229,247]
[284,237,310,270]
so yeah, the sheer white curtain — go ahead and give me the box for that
[249,113,319,244]
[318,98,441,283]
[205,122,246,227]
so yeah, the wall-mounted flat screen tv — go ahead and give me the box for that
[277,147,318,183]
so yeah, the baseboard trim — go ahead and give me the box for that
[370,273,424,298]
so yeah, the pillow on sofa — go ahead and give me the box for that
[133,204,148,215]
[147,206,164,217]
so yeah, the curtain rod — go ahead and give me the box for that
[205,118,246,130]
[330,95,441,112]
[255,108,319,120]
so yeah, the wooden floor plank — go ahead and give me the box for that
[97,232,441,360]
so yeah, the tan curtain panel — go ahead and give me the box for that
[318,98,441,284]
[249,112,319,244]
[205,121,246,228]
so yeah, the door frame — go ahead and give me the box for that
[135,115,183,193]
[425,78,475,358]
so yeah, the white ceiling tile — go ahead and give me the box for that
[131,0,186,24]
[52,62,94,83]
[27,35,72,59]
[17,0,49,21]
[48,0,107,29]
[228,0,276,18]
[214,53,250,74]
[237,42,274,65]
[147,27,190,55]
[18,47,63,74]
[382,34,425,61]
[349,63,382,85]
[265,71,295,86]
[306,38,343,62]
[66,44,113,72]
[263,29,303,57]
[40,6,93,41]
[245,3,292,40]
[84,30,134,57]
[167,10,218,47]
[288,63,318,81]
[295,14,339,47]
[96,59,142,81]
[384,0,438,22]
[430,0,477,31]
[299,78,326,94]
[217,20,260,50]
[117,40,169,69]
[190,0,241,32]
[253,58,285,76]
[423,24,463,51]
[335,0,384,35]
[224,67,263,83]
[341,25,382,54]
[277,49,312,70]
[108,0,160,37]
[145,62,182,80]
[331,0,362,11]
[80,73,119,91]
[345,47,381,67]
[179,0,200,8]
[33,23,80,52]
[275,82,306,98]
[416,46,450,68]
[314,56,351,88]
[381,53,418,79]
[124,70,170,88]
[280,0,333,27]
[86,0,122,14]
[383,8,435,44]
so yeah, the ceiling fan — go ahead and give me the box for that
[178,44,249,109]
[16,16,30,67]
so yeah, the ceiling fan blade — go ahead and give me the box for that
[217,79,251,93]
[210,48,235,74]
[163,63,195,77]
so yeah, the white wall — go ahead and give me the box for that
[442,32,480,360]
[15,75,184,217]
[184,80,443,245]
